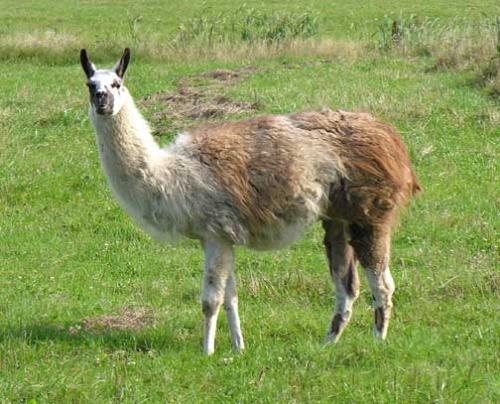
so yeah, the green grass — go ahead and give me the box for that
[0,0,499,402]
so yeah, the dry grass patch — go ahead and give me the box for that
[0,30,78,50]
[69,307,154,334]
[143,38,366,63]
[0,30,80,63]
[199,66,260,82]
[142,67,261,134]
[155,88,257,121]
[0,31,366,65]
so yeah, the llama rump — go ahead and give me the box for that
[80,48,420,354]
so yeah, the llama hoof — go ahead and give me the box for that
[373,306,389,340]
[231,341,245,353]
[323,332,341,346]
[373,326,388,341]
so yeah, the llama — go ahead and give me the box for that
[80,48,420,355]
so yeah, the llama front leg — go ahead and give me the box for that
[350,223,395,340]
[224,272,245,352]
[322,220,360,344]
[364,266,395,339]
[202,240,234,355]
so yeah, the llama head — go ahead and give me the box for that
[80,48,130,116]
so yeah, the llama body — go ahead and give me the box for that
[82,49,420,354]
[93,94,339,249]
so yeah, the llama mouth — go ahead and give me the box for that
[95,105,112,115]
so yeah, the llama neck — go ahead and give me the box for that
[91,89,160,177]
[90,88,180,240]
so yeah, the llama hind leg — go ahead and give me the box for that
[350,223,395,340]
[322,220,360,344]
[202,240,234,355]
[224,272,245,352]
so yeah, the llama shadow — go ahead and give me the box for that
[0,322,191,354]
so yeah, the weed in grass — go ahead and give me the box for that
[127,14,143,47]
[374,14,496,61]
[375,13,442,53]
[478,56,500,98]
[476,17,500,97]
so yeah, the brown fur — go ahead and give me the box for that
[288,109,421,224]
[330,313,344,335]
[322,219,359,297]
[349,222,391,271]
[189,108,420,234]
[374,307,385,331]
[188,117,306,232]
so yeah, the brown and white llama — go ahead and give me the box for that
[80,48,420,355]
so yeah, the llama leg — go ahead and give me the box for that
[224,271,245,352]
[202,240,233,355]
[350,223,395,340]
[323,220,360,344]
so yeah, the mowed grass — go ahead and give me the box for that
[0,0,499,402]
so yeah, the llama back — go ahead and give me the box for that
[287,108,421,224]
[174,108,420,246]
[178,116,344,248]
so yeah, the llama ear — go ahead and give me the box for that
[114,48,131,79]
[80,49,96,79]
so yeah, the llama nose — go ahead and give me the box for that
[96,91,107,104]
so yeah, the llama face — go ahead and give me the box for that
[86,71,123,115]
[80,48,130,116]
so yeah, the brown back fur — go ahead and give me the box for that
[186,108,420,235]
[287,109,421,224]
[187,117,310,232]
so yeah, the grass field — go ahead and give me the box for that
[0,0,499,402]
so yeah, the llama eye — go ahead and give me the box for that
[86,82,96,90]
[111,82,121,89]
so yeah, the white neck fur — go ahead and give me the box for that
[90,87,159,169]
[88,86,203,242]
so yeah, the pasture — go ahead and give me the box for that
[0,0,498,401]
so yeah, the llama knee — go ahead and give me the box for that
[367,268,395,309]
[224,295,238,312]
[202,297,223,317]
[202,284,224,317]
[381,269,395,304]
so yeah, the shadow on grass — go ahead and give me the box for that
[0,322,196,353]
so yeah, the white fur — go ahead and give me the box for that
[88,70,126,115]
[90,88,215,242]
[201,240,241,354]
[364,267,395,340]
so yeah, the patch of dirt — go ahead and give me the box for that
[148,87,258,122]
[197,66,260,83]
[141,66,262,135]
[70,307,154,334]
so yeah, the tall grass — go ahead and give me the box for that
[0,7,321,64]
[0,8,497,98]
[174,5,318,46]
[374,14,500,97]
